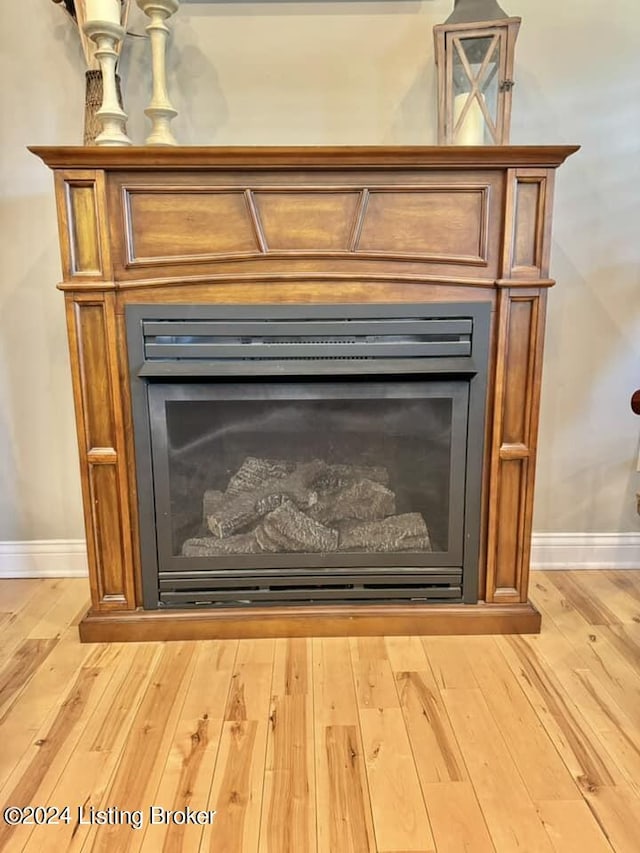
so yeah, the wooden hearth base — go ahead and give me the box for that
[78,601,541,642]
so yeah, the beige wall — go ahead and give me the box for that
[0,0,638,540]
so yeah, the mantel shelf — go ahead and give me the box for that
[30,144,579,171]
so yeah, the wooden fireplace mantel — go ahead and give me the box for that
[32,144,578,641]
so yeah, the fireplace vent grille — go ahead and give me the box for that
[142,317,472,362]
[157,570,462,607]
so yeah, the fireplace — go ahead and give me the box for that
[31,144,578,640]
[127,303,489,608]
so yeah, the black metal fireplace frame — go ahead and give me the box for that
[126,303,490,609]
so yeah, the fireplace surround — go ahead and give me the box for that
[127,302,490,609]
[32,144,577,641]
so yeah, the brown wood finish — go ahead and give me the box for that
[486,288,548,603]
[1,572,639,852]
[107,170,507,284]
[64,293,136,611]
[31,145,578,169]
[77,601,542,643]
[32,146,577,639]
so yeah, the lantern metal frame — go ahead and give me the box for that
[434,3,521,145]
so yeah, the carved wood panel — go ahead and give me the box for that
[66,293,136,610]
[502,168,554,280]
[109,171,504,283]
[54,170,112,284]
[485,288,547,603]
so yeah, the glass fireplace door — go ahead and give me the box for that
[148,379,469,576]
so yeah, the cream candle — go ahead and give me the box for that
[453,94,485,145]
[85,0,122,26]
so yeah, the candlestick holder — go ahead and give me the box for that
[137,0,180,146]
[83,20,132,146]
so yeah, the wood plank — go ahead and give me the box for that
[23,644,162,853]
[536,799,614,853]
[359,707,435,852]
[583,785,640,853]
[138,640,238,853]
[546,572,622,626]
[532,575,640,729]
[421,782,495,853]
[352,636,389,661]
[387,631,468,789]
[351,656,400,712]
[0,638,58,719]
[463,636,579,800]
[421,637,479,689]
[0,579,41,614]
[26,578,89,638]
[322,725,375,853]
[203,639,275,852]
[203,720,261,853]
[384,636,430,672]
[260,694,315,853]
[395,670,466,784]
[81,642,198,853]
[604,622,640,672]
[497,636,623,792]
[0,626,92,782]
[313,638,376,853]
[259,639,316,853]
[608,570,640,606]
[575,571,640,624]
[499,610,640,799]
[442,688,554,851]
[0,579,69,670]
[0,644,130,852]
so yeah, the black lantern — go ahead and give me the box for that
[434,0,521,145]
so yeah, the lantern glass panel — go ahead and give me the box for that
[452,35,501,144]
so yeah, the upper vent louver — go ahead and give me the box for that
[136,306,480,377]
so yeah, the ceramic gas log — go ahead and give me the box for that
[181,456,432,556]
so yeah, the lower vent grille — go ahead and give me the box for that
[158,571,462,607]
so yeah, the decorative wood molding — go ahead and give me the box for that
[54,170,111,282]
[115,180,500,277]
[30,145,580,170]
[486,288,547,603]
[65,293,136,610]
[78,601,542,642]
[503,168,555,280]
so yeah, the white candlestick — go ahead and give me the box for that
[453,94,485,145]
[85,0,122,26]
[137,0,180,146]
[83,20,132,145]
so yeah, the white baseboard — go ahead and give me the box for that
[0,540,88,578]
[0,534,638,579]
[530,533,640,570]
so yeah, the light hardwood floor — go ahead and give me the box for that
[0,571,639,852]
